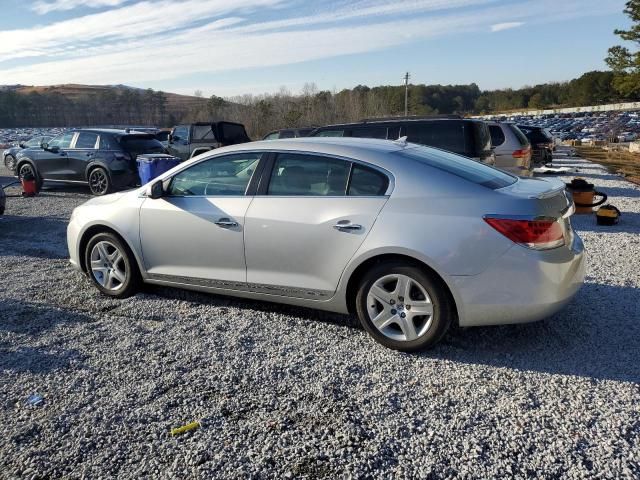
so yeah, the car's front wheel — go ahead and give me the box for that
[85,232,140,298]
[18,162,43,191]
[355,262,453,352]
[88,167,111,196]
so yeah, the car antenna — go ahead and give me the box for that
[394,136,408,147]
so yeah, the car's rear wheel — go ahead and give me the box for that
[85,232,140,298]
[355,262,453,352]
[88,167,111,196]
[4,154,16,172]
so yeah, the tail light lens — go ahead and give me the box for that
[512,146,531,159]
[484,217,565,250]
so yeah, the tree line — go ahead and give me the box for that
[0,69,636,138]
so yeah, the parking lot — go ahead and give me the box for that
[0,148,639,478]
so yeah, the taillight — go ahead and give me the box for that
[484,217,565,250]
[512,146,531,159]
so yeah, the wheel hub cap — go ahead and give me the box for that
[89,241,126,291]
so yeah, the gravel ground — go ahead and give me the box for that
[1,149,639,479]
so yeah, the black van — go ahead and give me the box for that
[309,117,494,164]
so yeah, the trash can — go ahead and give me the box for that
[136,154,181,184]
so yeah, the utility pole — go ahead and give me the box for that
[403,72,410,117]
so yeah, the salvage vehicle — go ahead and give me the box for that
[3,135,52,172]
[309,117,495,165]
[486,122,532,176]
[67,137,585,352]
[167,122,251,161]
[15,129,165,195]
[517,125,554,164]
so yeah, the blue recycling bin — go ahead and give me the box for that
[137,154,181,184]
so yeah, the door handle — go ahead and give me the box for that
[214,218,238,228]
[333,221,362,231]
[86,152,94,157]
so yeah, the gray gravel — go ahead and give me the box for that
[1,149,639,479]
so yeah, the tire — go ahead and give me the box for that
[84,232,140,298]
[17,162,43,191]
[4,154,16,172]
[355,262,453,352]
[88,167,111,196]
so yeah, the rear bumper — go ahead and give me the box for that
[452,233,585,327]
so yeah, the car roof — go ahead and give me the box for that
[68,128,153,135]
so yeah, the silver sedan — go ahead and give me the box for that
[67,138,585,351]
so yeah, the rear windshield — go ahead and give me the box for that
[404,121,466,155]
[119,135,165,153]
[397,145,517,190]
[508,125,530,146]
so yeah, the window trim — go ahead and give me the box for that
[256,150,394,198]
[164,151,267,198]
[71,131,99,150]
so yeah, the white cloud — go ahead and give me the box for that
[490,21,524,32]
[0,0,625,90]
[32,0,129,15]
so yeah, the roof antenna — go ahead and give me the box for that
[394,136,408,147]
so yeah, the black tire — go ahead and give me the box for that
[17,162,43,191]
[4,154,16,172]
[84,232,140,298]
[355,262,453,352]
[88,167,111,196]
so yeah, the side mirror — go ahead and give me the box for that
[41,142,48,150]
[19,141,26,148]
[148,180,164,199]
[168,134,174,144]
[49,145,60,154]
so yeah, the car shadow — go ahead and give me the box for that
[0,215,69,259]
[145,282,639,383]
[0,299,87,373]
[427,282,640,383]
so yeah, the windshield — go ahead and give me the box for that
[396,145,517,190]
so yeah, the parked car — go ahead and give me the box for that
[154,129,171,148]
[310,117,495,165]
[167,122,251,161]
[67,137,585,352]
[486,122,532,176]
[14,129,165,195]
[517,125,554,164]
[3,135,52,172]
[263,127,315,140]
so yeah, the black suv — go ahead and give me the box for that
[516,125,554,164]
[15,129,165,195]
[309,117,494,164]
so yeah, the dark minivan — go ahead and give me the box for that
[14,129,165,195]
[309,117,494,164]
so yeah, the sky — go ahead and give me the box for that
[0,0,629,98]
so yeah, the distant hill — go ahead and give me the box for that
[15,83,206,116]
[0,83,210,127]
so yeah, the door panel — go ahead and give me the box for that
[244,197,387,297]
[35,132,75,179]
[139,197,252,284]
[68,131,99,181]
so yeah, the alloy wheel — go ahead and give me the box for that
[366,273,434,342]
[19,163,35,178]
[89,169,108,195]
[90,241,127,291]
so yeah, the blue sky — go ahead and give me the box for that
[0,0,628,98]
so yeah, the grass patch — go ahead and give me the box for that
[575,146,640,183]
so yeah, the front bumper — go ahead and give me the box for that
[452,233,585,327]
[67,216,83,272]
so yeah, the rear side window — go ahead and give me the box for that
[351,127,387,139]
[192,125,216,141]
[75,132,98,149]
[404,121,465,155]
[99,135,118,150]
[263,132,280,140]
[119,136,164,153]
[508,125,530,147]
[348,165,389,196]
[489,125,505,146]
[397,146,516,190]
[314,129,345,137]
[268,153,350,196]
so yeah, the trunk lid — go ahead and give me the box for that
[498,177,573,218]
